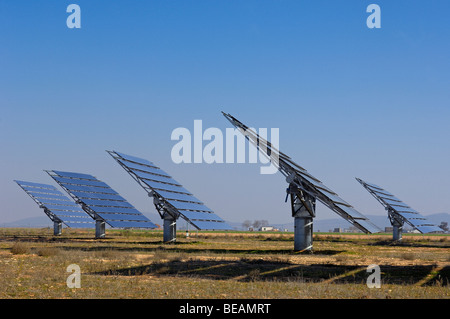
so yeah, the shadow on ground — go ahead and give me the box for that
[368,240,450,249]
[92,258,449,286]
[18,240,343,256]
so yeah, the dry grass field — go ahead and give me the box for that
[0,228,449,299]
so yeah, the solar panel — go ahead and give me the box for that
[141,179,192,194]
[107,150,233,234]
[70,191,126,201]
[96,213,150,221]
[89,206,142,214]
[117,160,171,177]
[45,204,88,212]
[20,186,64,196]
[53,176,110,188]
[191,220,234,230]
[166,200,213,212]
[16,181,57,189]
[14,180,95,232]
[52,171,97,181]
[155,190,202,203]
[356,178,442,235]
[107,220,156,228]
[27,192,71,201]
[416,225,442,234]
[64,222,94,229]
[52,211,88,218]
[222,112,381,231]
[60,183,118,194]
[113,151,154,166]
[46,170,157,237]
[37,198,75,205]
[81,199,134,208]
[222,112,382,251]
[180,211,226,222]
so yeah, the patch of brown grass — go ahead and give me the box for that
[11,242,30,255]
[36,247,60,257]
[0,228,449,299]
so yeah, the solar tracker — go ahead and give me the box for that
[45,170,157,238]
[14,180,95,234]
[356,178,442,240]
[106,150,232,242]
[222,112,382,251]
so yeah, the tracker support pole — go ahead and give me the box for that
[289,184,316,252]
[163,214,177,243]
[53,221,62,236]
[95,220,106,238]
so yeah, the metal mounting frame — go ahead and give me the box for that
[15,181,74,236]
[222,112,381,252]
[288,183,316,251]
[387,209,404,241]
[356,177,441,240]
[106,150,230,243]
[106,151,190,242]
[151,192,182,242]
[44,170,107,239]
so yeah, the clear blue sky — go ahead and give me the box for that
[1,1,449,226]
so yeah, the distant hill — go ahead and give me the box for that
[0,216,53,228]
[0,212,162,229]
[1,212,448,233]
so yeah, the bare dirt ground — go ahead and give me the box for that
[0,228,448,299]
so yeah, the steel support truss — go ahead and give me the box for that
[42,207,63,236]
[222,111,380,252]
[107,152,186,243]
[387,209,404,241]
[287,183,316,252]
[75,202,105,239]
[152,193,179,243]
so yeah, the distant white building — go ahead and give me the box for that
[259,226,278,232]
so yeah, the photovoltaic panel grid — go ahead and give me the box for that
[107,150,232,230]
[222,112,382,234]
[356,178,442,233]
[46,170,157,229]
[14,180,95,228]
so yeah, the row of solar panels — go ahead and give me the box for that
[17,147,442,236]
[15,114,443,236]
[15,151,233,232]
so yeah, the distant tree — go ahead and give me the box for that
[242,220,252,230]
[252,220,262,230]
[260,220,269,227]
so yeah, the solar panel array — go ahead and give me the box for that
[107,151,232,230]
[14,180,94,228]
[222,112,382,234]
[356,178,442,234]
[47,170,157,229]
